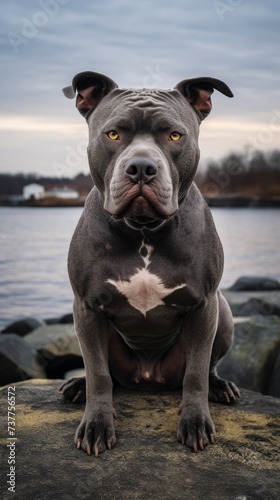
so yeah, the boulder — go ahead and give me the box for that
[63,368,85,380]
[24,324,83,379]
[228,276,280,292]
[44,313,74,325]
[44,317,61,325]
[0,380,279,500]
[223,290,280,317]
[218,315,280,396]
[0,334,46,385]
[1,317,45,336]
[59,313,74,324]
[268,351,280,397]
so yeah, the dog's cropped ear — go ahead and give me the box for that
[62,71,118,117]
[175,77,233,120]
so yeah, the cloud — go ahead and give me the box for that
[0,115,84,133]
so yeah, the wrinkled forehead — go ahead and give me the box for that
[114,87,178,105]
[88,87,197,129]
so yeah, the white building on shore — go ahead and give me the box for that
[46,187,79,199]
[22,184,79,201]
[23,183,45,200]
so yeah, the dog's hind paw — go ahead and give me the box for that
[208,374,240,404]
[59,377,86,403]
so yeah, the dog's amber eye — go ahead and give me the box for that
[169,132,181,141]
[107,131,120,140]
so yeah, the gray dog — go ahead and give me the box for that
[59,71,240,457]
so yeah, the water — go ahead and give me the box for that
[212,208,280,287]
[0,207,82,329]
[0,207,279,329]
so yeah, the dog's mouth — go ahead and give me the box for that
[124,216,167,230]
[109,195,174,230]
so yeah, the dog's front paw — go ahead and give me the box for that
[177,402,215,452]
[75,404,116,457]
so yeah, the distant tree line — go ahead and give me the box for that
[0,172,93,198]
[195,149,280,197]
[0,149,279,199]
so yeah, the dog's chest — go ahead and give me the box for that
[107,240,185,316]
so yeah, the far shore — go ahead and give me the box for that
[0,196,86,208]
[205,194,280,208]
[1,194,280,208]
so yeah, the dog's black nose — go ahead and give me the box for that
[125,156,158,184]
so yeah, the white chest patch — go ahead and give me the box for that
[107,240,185,316]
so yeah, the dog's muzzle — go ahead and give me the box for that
[105,152,178,229]
[113,156,170,229]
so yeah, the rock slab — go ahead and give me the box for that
[0,334,46,385]
[218,315,280,396]
[228,277,280,292]
[0,380,279,500]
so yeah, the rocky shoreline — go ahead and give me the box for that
[0,276,279,499]
[0,276,280,396]
[205,194,280,208]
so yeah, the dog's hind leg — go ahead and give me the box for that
[208,291,240,404]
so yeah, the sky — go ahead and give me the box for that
[1,0,280,178]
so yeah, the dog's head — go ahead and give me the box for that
[63,71,233,230]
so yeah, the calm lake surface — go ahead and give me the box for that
[0,206,279,328]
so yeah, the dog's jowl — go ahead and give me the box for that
[59,71,240,456]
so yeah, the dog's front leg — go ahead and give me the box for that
[177,293,218,452]
[73,297,116,457]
